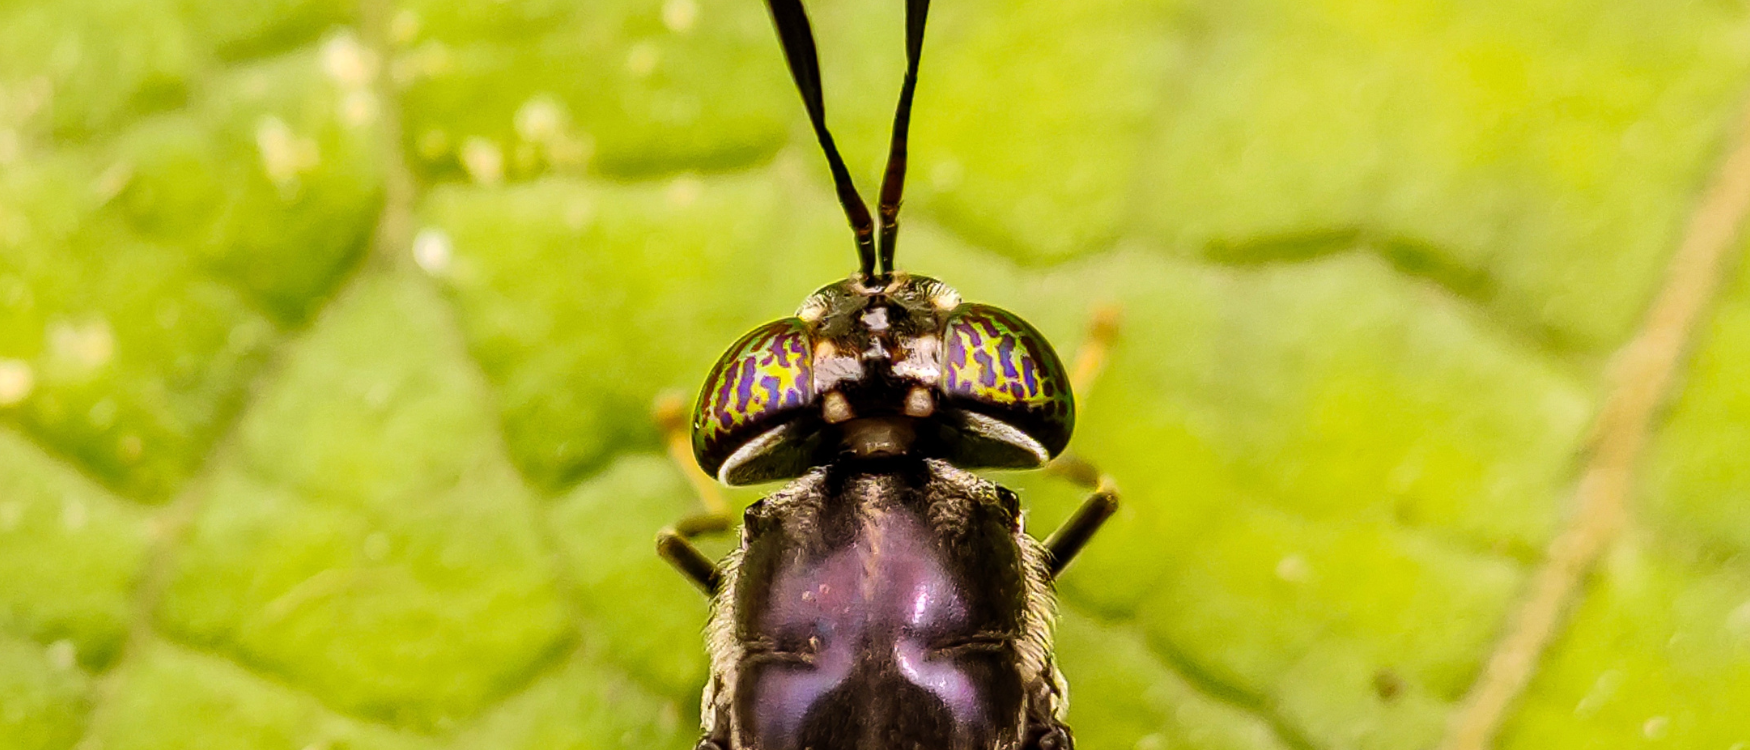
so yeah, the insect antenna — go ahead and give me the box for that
[764,0,878,277]
[876,0,930,275]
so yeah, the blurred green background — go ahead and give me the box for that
[4,0,1750,748]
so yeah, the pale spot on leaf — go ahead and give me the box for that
[666,175,702,208]
[0,359,33,405]
[460,137,504,186]
[662,0,697,33]
[515,97,566,143]
[931,159,963,190]
[1642,715,1669,740]
[564,197,595,230]
[92,161,133,204]
[413,228,453,275]
[46,640,76,671]
[256,116,321,195]
[320,31,378,89]
[61,498,87,532]
[0,129,19,165]
[1275,554,1310,583]
[342,90,378,127]
[390,10,421,46]
[364,531,392,562]
[47,317,114,375]
[119,434,143,463]
[625,42,660,78]
[418,128,450,161]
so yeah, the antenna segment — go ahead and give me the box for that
[763,0,878,277]
[762,0,932,277]
[876,0,930,275]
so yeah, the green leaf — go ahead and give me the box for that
[155,273,572,730]
[4,0,1750,747]
[1498,243,1750,748]
[82,641,436,750]
[0,430,151,669]
[0,634,89,750]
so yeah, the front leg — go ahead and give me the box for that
[653,391,732,595]
[657,528,722,595]
[1040,304,1122,578]
[1041,456,1119,579]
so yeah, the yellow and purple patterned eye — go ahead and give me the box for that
[938,304,1074,467]
[692,319,818,484]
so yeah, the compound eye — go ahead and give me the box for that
[692,319,819,485]
[938,304,1074,468]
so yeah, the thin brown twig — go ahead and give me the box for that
[1438,96,1750,750]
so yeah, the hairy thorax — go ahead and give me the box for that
[723,463,1045,750]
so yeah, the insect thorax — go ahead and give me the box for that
[703,458,1060,750]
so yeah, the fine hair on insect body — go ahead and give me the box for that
[655,1,1121,748]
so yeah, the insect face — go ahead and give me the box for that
[692,274,1074,486]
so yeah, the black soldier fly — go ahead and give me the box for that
[656,1,1119,747]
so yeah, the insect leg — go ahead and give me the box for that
[1067,303,1122,397]
[1040,459,1118,579]
[1040,303,1123,578]
[1045,300,1121,499]
[653,392,731,595]
[657,528,721,595]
